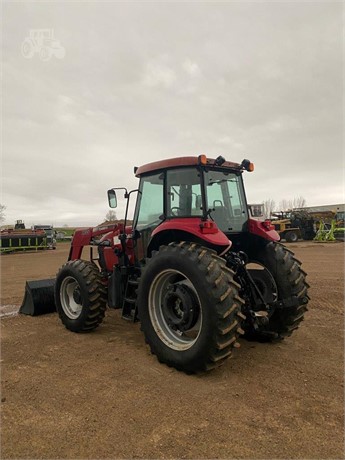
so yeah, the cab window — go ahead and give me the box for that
[205,170,248,232]
[166,168,203,217]
[136,173,164,230]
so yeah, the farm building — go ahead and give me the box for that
[295,204,344,221]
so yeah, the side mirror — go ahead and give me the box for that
[107,189,117,208]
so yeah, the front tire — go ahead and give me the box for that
[138,242,245,373]
[55,260,107,332]
[245,242,309,341]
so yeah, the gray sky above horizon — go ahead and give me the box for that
[2,1,344,227]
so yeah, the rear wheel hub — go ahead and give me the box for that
[162,284,199,331]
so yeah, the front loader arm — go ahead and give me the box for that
[68,225,121,261]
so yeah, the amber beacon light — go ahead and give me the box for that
[241,159,255,172]
[198,154,207,165]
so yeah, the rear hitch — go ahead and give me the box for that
[225,250,276,329]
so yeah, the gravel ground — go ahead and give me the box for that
[0,241,344,459]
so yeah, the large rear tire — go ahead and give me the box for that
[245,242,309,341]
[138,242,245,373]
[55,260,107,332]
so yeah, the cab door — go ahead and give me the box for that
[133,172,164,262]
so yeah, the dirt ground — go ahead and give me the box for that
[0,242,344,459]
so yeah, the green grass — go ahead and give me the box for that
[55,227,76,237]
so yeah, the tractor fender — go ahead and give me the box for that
[247,218,280,242]
[148,218,231,255]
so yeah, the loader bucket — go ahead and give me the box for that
[20,279,56,316]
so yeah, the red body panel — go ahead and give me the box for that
[247,218,280,241]
[102,246,119,270]
[151,218,232,250]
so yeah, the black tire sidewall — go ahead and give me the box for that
[55,261,102,332]
[251,243,292,300]
[139,249,226,370]
[248,242,306,336]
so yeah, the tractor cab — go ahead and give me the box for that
[133,159,249,232]
[108,155,262,259]
[108,155,276,259]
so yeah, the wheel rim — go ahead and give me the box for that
[148,269,202,351]
[60,276,83,319]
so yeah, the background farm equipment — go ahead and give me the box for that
[0,221,56,254]
[14,220,25,230]
[313,220,345,242]
[304,210,345,242]
[271,210,315,242]
[313,220,336,242]
[1,222,48,254]
[21,155,309,373]
[32,225,56,249]
[333,225,345,241]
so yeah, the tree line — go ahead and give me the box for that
[263,196,307,219]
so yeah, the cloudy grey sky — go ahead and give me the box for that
[2,1,343,227]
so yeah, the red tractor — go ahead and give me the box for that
[27,156,310,373]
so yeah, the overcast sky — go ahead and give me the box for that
[2,1,343,227]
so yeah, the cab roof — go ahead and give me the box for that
[135,156,242,177]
